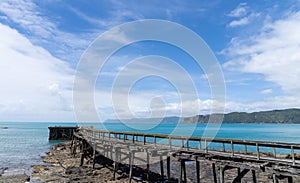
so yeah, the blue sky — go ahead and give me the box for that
[0,0,300,121]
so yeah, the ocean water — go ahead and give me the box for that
[1,122,300,175]
[0,122,77,175]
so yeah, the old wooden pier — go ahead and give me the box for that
[71,127,300,182]
[48,126,78,140]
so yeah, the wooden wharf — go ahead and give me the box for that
[71,127,300,182]
[48,126,78,140]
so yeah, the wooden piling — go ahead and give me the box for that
[237,167,241,183]
[73,127,300,183]
[291,145,295,166]
[220,165,224,183]
[244,144,247,154]
[273,174,279,183]
[195,157,200,183]
[256,143,260,160]
[231,141,234,156]
[167,155,171,182]
[160,155,164,181]
[146,152,150,181]
[273,147,276,158]
[92,142,97,169]
[129,151,135,183]
[252,170,257,183]
[212,163,217,183]
[288,176,293,183]
[113,147,120,180]
[180,160,187,183]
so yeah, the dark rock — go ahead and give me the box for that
[65,166,81,174]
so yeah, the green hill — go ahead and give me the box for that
[182,108,300,123]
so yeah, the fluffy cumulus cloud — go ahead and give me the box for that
[0,23,74,121]
[224,10,300,110]
[0,0,95,63]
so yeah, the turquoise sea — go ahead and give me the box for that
[1,122,300,175]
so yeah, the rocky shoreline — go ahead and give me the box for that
[1,141,300,182]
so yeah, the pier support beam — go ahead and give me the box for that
[160,155,164,181]
[252,170,257,183]
[113,147,120,180]
[232,169,249,183]
[212,163,217,183]
[146,151,150,181]
[220,165,224,183]
[92,142,97,169]
[180,159,187,183]
[128,150,135,183]
[195,158,200,183]
[167,155,171,182]
[272,174,293,183]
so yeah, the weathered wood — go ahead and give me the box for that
[291,146,295,165]
[236,167,241,183]
[231,141,234,156]
[256,143,260,160]
[220,165,224,183]
[273,174,279,183]
[212,163,217,183]
[146,152,150,181]
[167,155,171,182]
[80,153,84,166]
[186,138,189,151]
[196,158,200,183]
[252,170,257,183]
[288,176,293,183]
[92,142,97,169]
[232,169,249,183]
[48,126,77,140]
[160,155,164,181]
[113,147,120,180]
[74,127,300,183]
[129,151,135,183]
[180,160,187,183]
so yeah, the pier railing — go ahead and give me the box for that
[78,127,300,166]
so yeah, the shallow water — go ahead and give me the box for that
[1,122,300,174]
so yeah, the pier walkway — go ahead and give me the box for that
[72,127,300,182]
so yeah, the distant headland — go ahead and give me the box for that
[105,108,300,124]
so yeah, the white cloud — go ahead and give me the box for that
[229,17,249,27]
[226,96,300,113]
[0,0,55,38]
[94,88,220,120]
[260,89,273,94]
[0,0,96,63]
[225,11,300,95]
[228,3,247,17]
[228,13,260,27]
[0,23,74,121]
